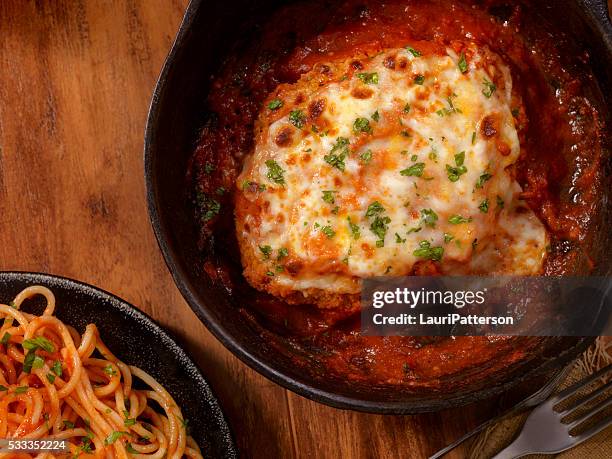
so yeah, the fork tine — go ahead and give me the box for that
[571,413,612,442]
[567,395,612,429]
[560,378,612,416]
[551,364,612,403]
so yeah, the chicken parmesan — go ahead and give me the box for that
[188,0,605,387]
[235,44,547,307]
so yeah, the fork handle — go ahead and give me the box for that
[492,440,527,459]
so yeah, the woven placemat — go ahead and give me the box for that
[468,337,612,458]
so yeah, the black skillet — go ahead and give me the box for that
[145,0,612,414]
[0,272,237,458]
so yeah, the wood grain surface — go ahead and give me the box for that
[0,2,609,458]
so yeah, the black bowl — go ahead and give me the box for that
[145,0,612,413]
[0,272,237,458]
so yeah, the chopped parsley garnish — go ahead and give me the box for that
[400,163,425,177]
[103,365,117,376]
[482,78,496,98]
[277,248,289,260]
[23,351,40,374]
[259,245,272,259]
[371,110,380,121]
[123,410,137,427]
[448,214,473,224]
[479,199,489,213]
[46,373,56,384]
[353,117,373,134]
[360,150,373,164]
[265,159,286,185]
[23,336,55,353]
[321,225,336,239]
[395,233,406,244]
[104,431,127,446]
[407,226,422,234]
[126,444,139,454]
[411,154,418,162]
[266,271,275,277]
[196,192,221,222]
[0,385,7,391]
[403,103,411,113]
[496,195,505,209]
[406,46,422,57]
[1,332,10,344]
[444,233,454,243]
[414,75,425,85]
[347,217,361,239]
[14,386,28,394]
[322,190,336,204]
[370,215,391,247]
[289,109,307,128]
[268,99,283,110]
[204,162,215,174]
[446,151,467,182]
[437,94,462,116]
[325,137,349,171]
[365,201,385,217]
[357,72,379,84]
[63,420,75,429]
[420,208,438,228]
[413,241,444,261]
[472,131,477,145]
[511,107,520,117]
[52,361,62,376]
[458,52,468,73]
[475,172,493,189]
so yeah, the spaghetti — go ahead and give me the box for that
[0,286,203,458]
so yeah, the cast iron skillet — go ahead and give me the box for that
[0,272,237,458]
[145,0,612,414]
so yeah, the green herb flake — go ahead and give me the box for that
[356,72,379,85]
[23,336,55,353]
[63,420,75,429]
[458,52,468,73]
[321,226,336,239]
[126,444,139,454]
[496,195,505,209]
[365,201,385,217]
[14,386,28,394]
[289,109,307,128]
[322,190,336,204]
[268,99,283,110]
[446,151,468,182]
[52,361,62,376]
[444,233,454,244]
[104,431,127,446]
[479,199,489,213]
[371,111,380,122]
[413,241,444,261]
[420,208,438,228]
[360,150,373,164]
[400,163,425,177]
[204,162,215,174]
[103,364,117,376]
[353,117,373,135]
[325,137,350,171]
[370,216,391,247]
[347,217,361,240]
[406,46,422,57]
[511,107,520,117]
[46,373,56,384]
[410,154,418,162]
[277,248,289,261]
[414,75,425,85]
[395,233,406,244]
[0,385,7,392]
[471,131,477,145]
[265,159,286,185]
[475,172,493,189]
[403,103,411,113]
[259,245,272,259]
[482,78,496,98]
[1,332,10,345]
[448,214,473,224]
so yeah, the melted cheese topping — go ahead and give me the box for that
[235,44,548,302]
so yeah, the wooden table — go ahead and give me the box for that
[0,2,608,458]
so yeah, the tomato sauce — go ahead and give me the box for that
[188,0,605,387]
